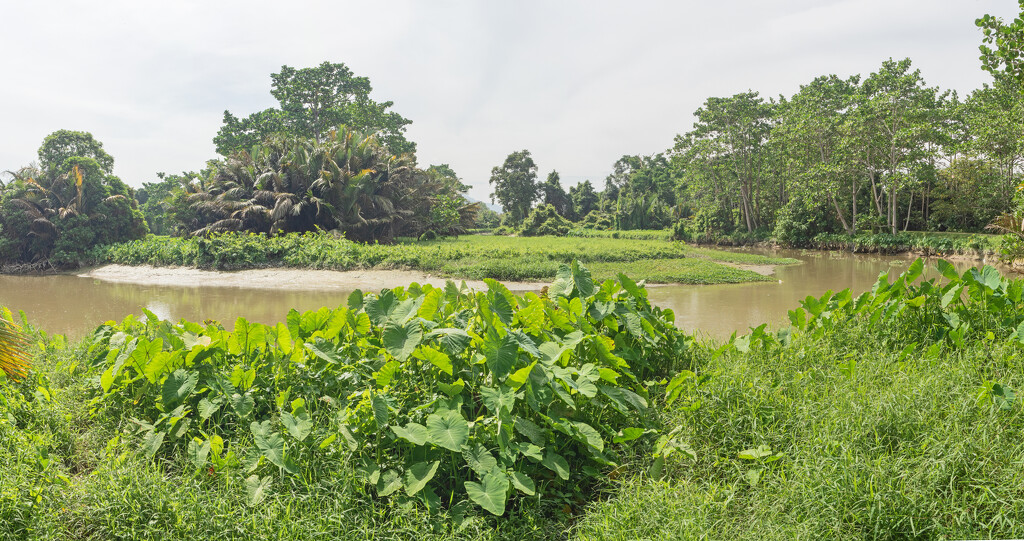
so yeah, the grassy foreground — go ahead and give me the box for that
[3,260,1024,540]
[93,232,797,284]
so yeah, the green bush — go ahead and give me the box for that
[518,205,573,237]
[578,211,614,231]
[84,263,690,516]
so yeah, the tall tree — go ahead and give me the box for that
[569,180,600,220]
[859,58,938,233]
[540,170,571,218]
[488,150,539,224]
[776,75,860,234]
[679,91,775,232]
[0,131,147,267]
[214,62,415,156]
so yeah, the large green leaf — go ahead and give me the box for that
[372,395,390,428]
[463,443,498,477]
[549,264,575,298]
[415,346,453,376]
[541,450,570,480]
[391,422,429,446]
[245,475,272,506]
[571,261,595,297]
[281,408,312,442]
[383,321,423,361]
[142,351,178,384]
[426,409,469,451]
[424,328,472,354]
[404,460,439,496]
[465,472,509,516]
[374,360,400,387]
[251,421,287,470]
[142,430,165,459]
[510,471,535,495]
[187,438,211,468]
[161,369,199,410]
[486,334,519,379]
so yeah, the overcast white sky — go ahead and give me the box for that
[0,1,1017,204]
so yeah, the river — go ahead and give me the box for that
[0,249,1003,341]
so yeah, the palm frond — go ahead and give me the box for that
[0,319,30,381]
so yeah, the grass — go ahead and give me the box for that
[3,259,1024,539]
[93,232,798,284]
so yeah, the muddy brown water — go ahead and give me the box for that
[0,250,1005,341]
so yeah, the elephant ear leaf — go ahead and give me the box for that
[404,460,439,497]
[465,472,509,515]
[426,409,469,452]
[161,369,198,410]
[383,321,422,361]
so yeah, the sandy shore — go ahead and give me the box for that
[78,265,549,292]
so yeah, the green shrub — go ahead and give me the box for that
[518,205,573,237]
[85,263,691,516]
[578,211,614,231]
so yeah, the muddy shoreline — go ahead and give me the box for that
[76,264,551,291]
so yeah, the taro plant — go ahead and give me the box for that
[782,258,1024,352]
[86,261,692,515]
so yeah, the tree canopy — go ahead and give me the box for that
[489,150,539,224]
[0,131,147,267]
[977,1,1024,83]
[214,62,415,157]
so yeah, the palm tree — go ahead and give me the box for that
[0,319,30,381]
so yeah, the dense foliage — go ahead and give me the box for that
[83,263,689,516]
[152,129,478,242]
[215,62,415,157]
[0,131,148,268]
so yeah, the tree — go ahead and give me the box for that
[489,150,539,224]
[214,62,415,156]
[676,92,776,233]
[569,180,600,220]
[0,131,148,267]
[775,74,860,234]
[38,130,115,174]
[977,1,1024,83]
[540,170,571,218]
[859,58,939,233]
[963,79,1024,203]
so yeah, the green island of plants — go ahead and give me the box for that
[3,258,1024,539]
[94,231,798,285]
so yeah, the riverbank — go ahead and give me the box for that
[696,230,1004,257]
[84,232,799,285]
[78,264,549,291]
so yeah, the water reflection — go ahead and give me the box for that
[0,251,1008,341]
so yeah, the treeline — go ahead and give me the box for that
[488,58,1023,247]
[0,63,481,268]
[489,6,1024,254]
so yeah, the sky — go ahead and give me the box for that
[0,1,1018,205]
